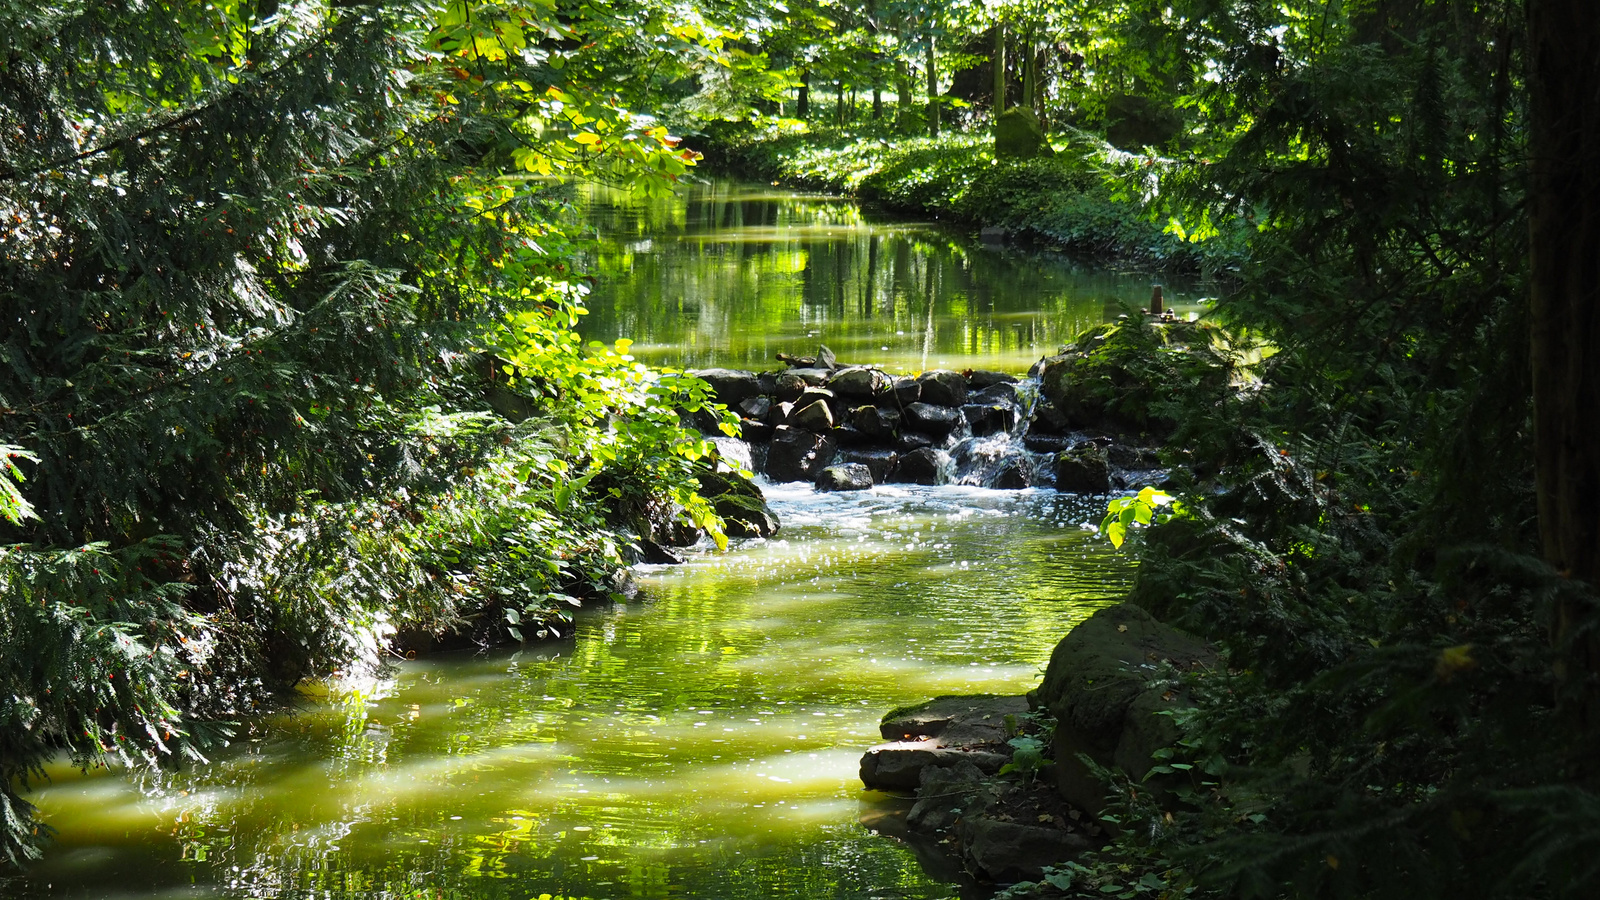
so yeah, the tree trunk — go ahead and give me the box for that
[895,59,912,127]
[873,83,882,120]
[1528,0,1600,733]
[926,37,939,138]
[798,68,810,120]
[993,23,1006,116]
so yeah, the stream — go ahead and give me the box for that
[11,180,1180,899]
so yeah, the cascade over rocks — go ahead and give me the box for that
[683,348,1174,491]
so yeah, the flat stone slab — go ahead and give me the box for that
[879,694,1032,746]
[859,741,1009,791]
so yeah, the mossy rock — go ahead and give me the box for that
[995,107,1054,161]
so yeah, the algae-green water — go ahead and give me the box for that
[12,487,1130,899]
[577,180,1208,373]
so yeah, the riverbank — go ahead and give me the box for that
[694,123,1244,275]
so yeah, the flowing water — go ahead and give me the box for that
[12,180,1153,899]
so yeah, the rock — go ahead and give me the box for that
[691,368,762,407]
[738,396,772,420]
[880,694,1031,745]
[906,760,988,833]
[916,370,968,407]
[905,402,963,438]
[962,403,1015,437]
[829,366,891,398]
[788,367,833,386]
[859,741,1009,791]
[1036,604,1218,813]
[994,107,1054,161]
[851,405,901,439]
[891,376,921,405]
[967,370,1018,390]
[832,424,874,447]
[639,540,684,565]
[1023,433,1073,453]
[790,399,836,433]
[775,372,807,403]
[1030,398,1071,434]
[776,352,816,368]
[737,418,774,442]
[1107,444,1160,468]
[970,381,1021,406]
[817,344,838,370]
[890,447,947,485]
[767,400,794,425]
[816,463,874,492]
[756,371,779,395]
[1055,444,1111,494]
[979,226,1006,244]
[896,431,935,452]
[839,448,899,483]
[696,467,780,539]
[991,458,1032,489]
[961,819,1090,883]
[764,426,837,483]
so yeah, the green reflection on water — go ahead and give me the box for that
[14,486,1131,899]
[577,180,1209,374]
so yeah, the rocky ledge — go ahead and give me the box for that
[858,604,1217,886]
[690,344,1172,493]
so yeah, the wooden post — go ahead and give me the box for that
[1149,285,1164,316]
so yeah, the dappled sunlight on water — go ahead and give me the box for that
[15,484,1132,899]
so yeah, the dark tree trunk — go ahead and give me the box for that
[1528,0,1600,731]
[798,68,810,120]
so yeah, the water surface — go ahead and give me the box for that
[12,486,1131,899]
[578,180,1208,373]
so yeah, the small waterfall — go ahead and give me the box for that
[945,375,1056,489]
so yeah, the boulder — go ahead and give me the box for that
[696,467,780,538]
[738,396,772,420]
[994,107,1054,161]
[891,447,947,485]
[1023,434,1073,453]
[1036,604,1218,813]
[891,376,922,405]
[756,371,780,395]
[969,381,1022,406]
[906,760,989,833]
[896,431,936,453]
[817,344,839,370]
[737,418,774,442]
[1055,444,1111,494]
[859,742,1009,791]
[967,370,1019,390]
[961,820,1091,883]
[905,402,963,438]
[832,424,874,447]
[829,366,890,398]
[816,462,874,492]
[691,368,762,407]
[917,370,969,407]
[991,458,1032,489]
[1030,398,1071,434]
[775,372,807,403]
[764,426,837,483]
[962,403,1015,437]
[639,540,684,565]
[790,399,836,433]
[850,405,901,439]
[839,448,899,484]
[767,400,794,426]
[788,367,833,387]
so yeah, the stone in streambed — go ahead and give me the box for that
[905,402,962,438]
[737,418,773,442]
[738,396,772,420]
[961,819,1092,883]
[764,426,837,482]
[815,463,874,492]
[829,366,891,398]
[691,368,762,407]
[850,405,901,439]
[966,370,1019,390]
[858,741,1009,791]
[916,370,968,407]
[790,399,835,433]
[962,403,1015,437]
[896,431,935,453]
[1055,443,1111,494]
[890,447,946,485]
[839,448,898,483]
[891,376,921,405]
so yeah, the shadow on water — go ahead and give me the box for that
[577,179,1211,374]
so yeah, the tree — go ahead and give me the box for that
[0,0,723,864]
